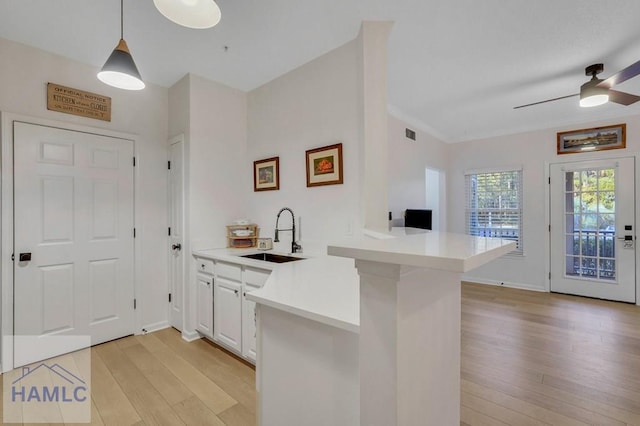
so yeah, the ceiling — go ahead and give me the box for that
[2,0,640,142]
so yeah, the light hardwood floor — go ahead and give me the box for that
[2,282,639,425]
[460,282,640,426]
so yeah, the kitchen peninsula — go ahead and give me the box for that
[248,229,515,426]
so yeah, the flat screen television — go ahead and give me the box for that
[404,209,432,230]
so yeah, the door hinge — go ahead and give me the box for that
[133,228,136,238]
[548,272,551,280]
[548,177,551,184]
[168,227,171,236]
[168,161,171,170]
[134,299,137,310]
[11,253,14,261]
[548,225,551,232]
[169,293,172,303]
[133,157,136,167]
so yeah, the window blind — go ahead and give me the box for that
[465,169,523,255]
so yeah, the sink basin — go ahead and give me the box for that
[240,252,305,263]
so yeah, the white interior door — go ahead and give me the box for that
[13,122,135,367]
[550,158,636,303]
[168,138,184,330]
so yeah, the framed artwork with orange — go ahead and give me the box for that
[305,143,343,187]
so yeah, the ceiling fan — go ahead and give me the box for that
[514,61,640,109]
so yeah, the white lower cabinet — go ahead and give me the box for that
[214,277,242,352]
[195,272,213,338]
[194,255,270,363]
[242,266,270,362]
[242,285,259,362]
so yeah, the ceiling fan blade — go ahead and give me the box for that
[597,59,640,88]
[608,89,640,106]
[513,94,578,109]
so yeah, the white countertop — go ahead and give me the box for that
[192,247,360,333]
[194,229,514,334]
[328,229,516,272]
[193,247,281,270]
[248,256,360,333]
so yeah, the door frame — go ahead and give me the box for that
[1,112,141,371]
[546,154,639,306]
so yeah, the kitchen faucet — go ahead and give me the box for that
[274,207,302,253]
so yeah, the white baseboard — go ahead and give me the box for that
[181,330,201,342]
[462,277,546,292]
[138,321,170,335]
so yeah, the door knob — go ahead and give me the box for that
[172,243,182,251]
[19,252,32,262]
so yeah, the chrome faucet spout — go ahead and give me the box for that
[274,207,301,253]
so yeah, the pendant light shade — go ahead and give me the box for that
[98,39,145,90]
[153,0,221,29]
[98,0,145,90]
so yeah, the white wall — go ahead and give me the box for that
[388,113,448,230]
[188,74,248,250]
[246,38,363,253]
[169,74,248,335]
[448,114,640,293]
[0,37,169,332]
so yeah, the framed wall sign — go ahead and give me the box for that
[47,83,111,122]
[557,123,626,154]
[305,143,343,187]
[254,157,280,191]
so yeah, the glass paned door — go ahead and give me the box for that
[563,168,616,280]
[550,158,636,303]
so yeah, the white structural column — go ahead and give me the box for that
[356,259,461,425]
[359,21,394,233]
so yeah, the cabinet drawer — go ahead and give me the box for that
[216,261,242,282]
[196,257,214,275]
[244,267,270,288]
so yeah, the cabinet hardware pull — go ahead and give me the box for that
[234,289,239,295]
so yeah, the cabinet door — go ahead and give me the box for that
[242,267,270,362]
[214,278,242,353]
[242,282,261,362]
[195,273,213,338]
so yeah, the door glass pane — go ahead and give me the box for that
[571,194,580,213]
[564,168,616,281]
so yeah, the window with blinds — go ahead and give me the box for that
[465,169,523,254]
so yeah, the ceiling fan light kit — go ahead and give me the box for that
[515,61,640,109]
[579,79,609,107]
[153,0,221,29]
[98,0,145,90]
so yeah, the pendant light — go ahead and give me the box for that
[153,0,221,29]
[98,0,145,90]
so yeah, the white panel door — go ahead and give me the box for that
[13,122,135,367]
[550,158,636,302]
[168,138,184,330]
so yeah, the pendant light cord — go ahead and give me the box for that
[120,0,124,39]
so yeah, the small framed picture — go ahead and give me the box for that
[557,123,626,155]
[254,157,279,191]
[305,143,343,187]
